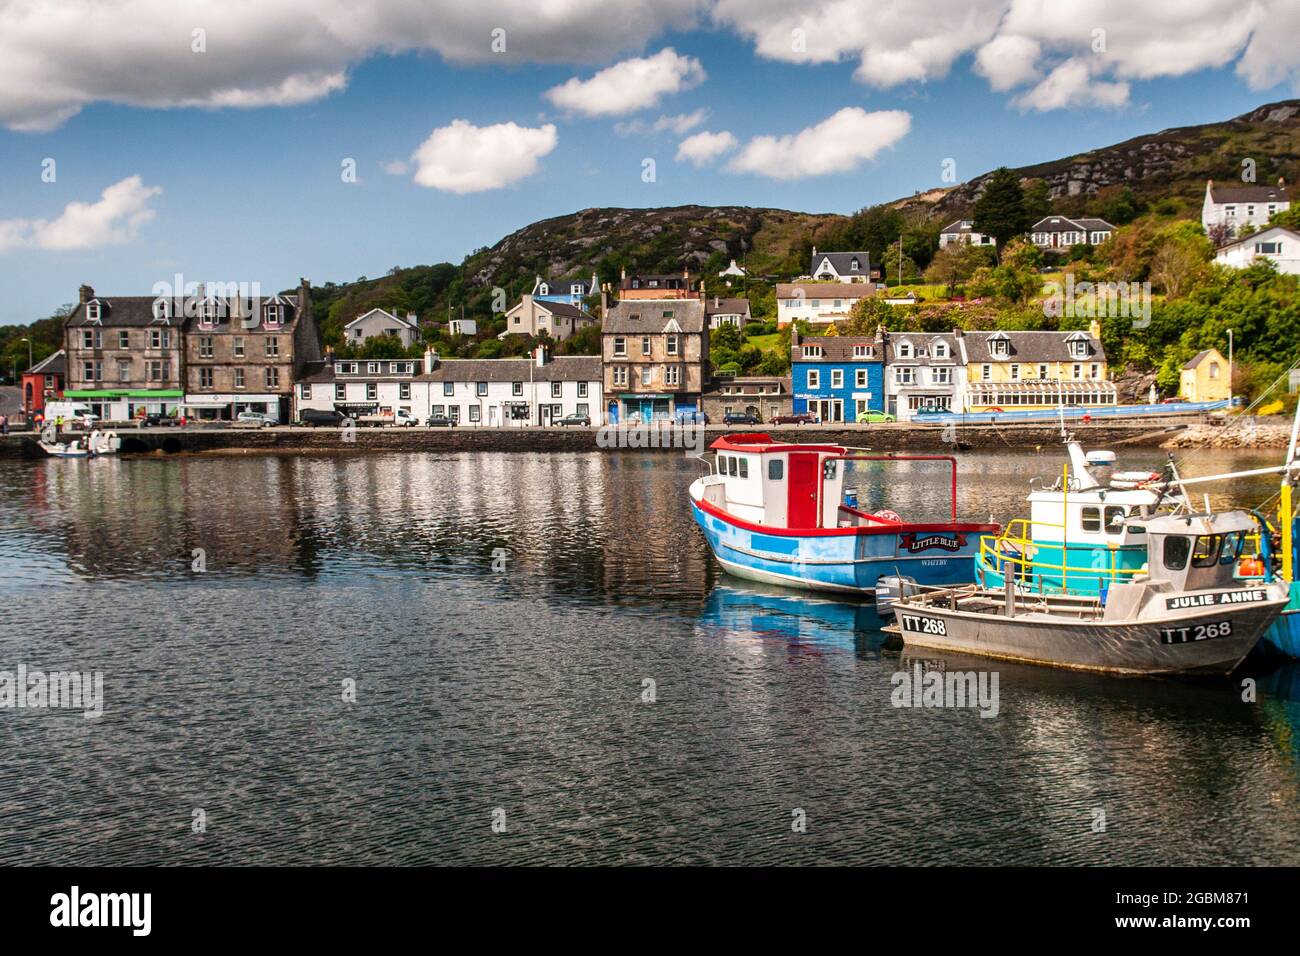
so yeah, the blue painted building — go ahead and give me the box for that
[790,331,884,422]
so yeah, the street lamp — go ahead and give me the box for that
[1227,329,1234,406]
[19,337,32,418]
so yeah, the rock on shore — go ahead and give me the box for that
[1162,418,1291,449]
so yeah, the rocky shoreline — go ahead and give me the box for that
[1161,418,1292,449]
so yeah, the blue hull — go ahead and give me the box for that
[1260,582,1300,657]
[976,541,1148,596]
[691,500,982,595]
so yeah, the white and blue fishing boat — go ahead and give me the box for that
[688,433,998,595]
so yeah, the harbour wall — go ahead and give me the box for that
[0,420,1199,460]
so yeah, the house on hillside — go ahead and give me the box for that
[775,282,872,328]
[344,308,419,348]
[938,219,996,249]
[1029,216,1116,249]
[807,248,874,282]
[531,274,597,308]
[1180,348,1230,403]
[1213,225,1300,274]
[502,295,597,341]
[1202,178,1289,237]
[618,269,693,300]
[703,296,752,329]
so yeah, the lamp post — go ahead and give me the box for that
[19,337,32,417]
[1227,329,1234,406]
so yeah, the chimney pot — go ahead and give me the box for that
[78,284,94,304]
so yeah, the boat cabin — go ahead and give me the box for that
[703,434,849,529]
[1142,512,1254,592]
[1025,441,1164,548]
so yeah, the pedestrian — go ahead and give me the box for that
[0,413,8,435]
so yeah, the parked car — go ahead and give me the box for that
[769,412,815,425]
[856,410,897,424]
[137,411,179,428]
[425,414,456,427]
[723,411,760,425]
[357,408,420,427]
[556,413,591,427]
[300,408,345,427]
[235,411,276,427]
[675,410,710,425]
[1161,396,1188,404]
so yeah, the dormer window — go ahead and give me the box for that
[852,345,871,359]
[1069,340,1089,359]
[850,257,860,272]
[989,334,1011,359]
[538,283,549,295]
[264,304,282,327]
[85,302,102,323]
[802,345,823,358]
[896,341,912,359]
[933,342,948,359]
[153,298,170,321]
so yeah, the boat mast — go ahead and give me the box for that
[1281,399,1300,580]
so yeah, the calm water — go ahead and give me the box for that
[1,446,1298,865]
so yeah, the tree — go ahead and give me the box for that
[973,167,1031,257]
[924,242,987,297]
[1022,178,1053,222]
[1148,222,1212,299]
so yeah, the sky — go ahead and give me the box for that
[2,0,1299,324]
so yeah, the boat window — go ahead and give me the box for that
[1104,506,1127,532]
[717,454,728,475]
[1081,507,1102,532]
[729,457,738,477]
[768,459,783,480]
[738,457,749,479]
[822,460,837,480]
[1164,536,1191,571]
[1191,535,1222,569]
[1218,531,1244,565]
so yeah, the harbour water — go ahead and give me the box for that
[1,448,1298,865]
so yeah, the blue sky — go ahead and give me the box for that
[1,1,1297,323]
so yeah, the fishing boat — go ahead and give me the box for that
[38,429,120,458]
[886,510,1289,676]
[687,433,998,596]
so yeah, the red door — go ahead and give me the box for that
[787,453,820,529]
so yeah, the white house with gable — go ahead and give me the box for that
[1214,225,1300,275]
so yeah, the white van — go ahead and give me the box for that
[43,401,99,426]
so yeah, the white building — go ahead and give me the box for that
[1214,225,1300,275]
[775,282,872,328]
[294,348,603,426]
[938,219,996,249]
[1202,178,1289,237]
[806,248,872,283]
[344,308,420,348]
[883,331,966,421]
[501,295,597,341]
[1029,216,1116,249]
[448,318,477,337]
[717,259,747,278]
[703,296,753,329]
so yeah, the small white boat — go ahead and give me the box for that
[39,429,120,458]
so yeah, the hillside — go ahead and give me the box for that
[894,99,1300,220]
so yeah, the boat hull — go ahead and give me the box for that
[977,541,1148,596]
[893,596,1285,676]
[1260,582,1300,657]
[690,498,983,596]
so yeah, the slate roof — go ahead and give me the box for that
[810,251,869,276]
[704,297,751,316]
[66,292,298,332]
[1030,216,1116,234]
[790,335,882,363]
[775,282,872,299]
[1207,182,1289,204]
[28,349,66,375]
[940,219,976,234]
[603,298,706,334]
[1182,349,1224,370]
[534,300,597,322]
[344,308,416,329]
[421,356,602,383]
[620,274,689,290]
[961,330,1105,363]
[1215,225,1300,251]
[885,332,961,365]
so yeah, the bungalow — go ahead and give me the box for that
[703,296,753,329]
[938,219,996,249]
[1202,178,1289,237]
[344,308,420,348]
[1180,348,1230,403]
[1029,216,1116,249]
[501,295,597,341]
[775,282,872,328]
[1213,225,1300,275]
[789,329,883,423]
[883,331,964,421]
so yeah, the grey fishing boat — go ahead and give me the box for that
[884,510,1288,676]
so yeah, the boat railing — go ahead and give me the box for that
[978,526,1146,586]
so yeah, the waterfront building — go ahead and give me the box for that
[531,274,597,308]
[602,297,708,423]
[295,354,424,421]
[775,282,872,328]
[1180,348,1231,403]
[618,268,693,300]
[64,284,186,421]
[960,325,1116,411]
[938,219,997,249]
[1202,177,1289,237]
[703,295,752,330]
[789,330,883,423]
[343,308,420,348]
[882,331,965,420]
[1213,225,1300,274]
[701,375,791,422]
[21,349,65,421]
[183,280,322,422]
[501,295,597,342]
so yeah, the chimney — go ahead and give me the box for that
[78,284,94,304]
[811,246,817,259]
[406,312,416,325]
[952,327,963,337]
[600,283,609,319]
[535,344,548,367]
[1280,176,1287,188]
[298,277,311,311]
[791,327,800,349]
[423,346,438,372]
[620,266,627,281]
[1089,318,1101,339]
[713,296,719,308]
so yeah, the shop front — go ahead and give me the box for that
[63,389,184,423]
[182,393,288,422]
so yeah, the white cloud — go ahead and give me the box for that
[676,130,738,165]
[1014,59,1130,111]
[726,108,911,180]
[381,159,410,175]
[0,176,162,252]
[616,109,710,136]
[544,48,705,117]
[973,34,1041,91]
[0,0,703,131]
[410,120,557,193]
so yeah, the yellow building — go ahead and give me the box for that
[960,323,1115,411]
[1180,349,1230,403]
